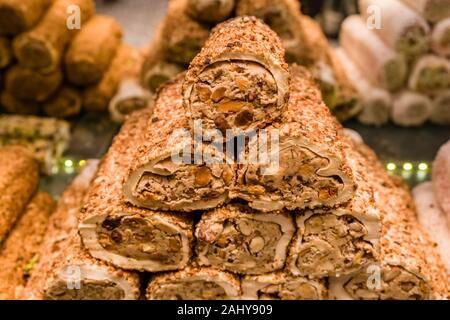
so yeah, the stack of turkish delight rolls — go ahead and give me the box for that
[0,0,148,120]
[141,0,358,123]
[337,0,450,126]
[24,17,449,300]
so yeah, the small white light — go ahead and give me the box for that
[418,162,428,171]
[386,163,396,171]
[403,162,413,171]
[64,159,74,168]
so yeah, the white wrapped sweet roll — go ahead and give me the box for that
[195,204,295,275]
[431,18,450,57]
[413,182,450,276]
[186,0,235,23]
[335,48,391,126]
[359,0,429,59]
[241,273,327,300]
[433,140,450,224]
[431,90,450,125]
[409,55,450,94]
[391,91,432,127]
[287,142,381,278]
[340,15,407,91]
[400,0,450,23]
[183,16,290,134]
[146,267,241,300]
[109,78,153,123]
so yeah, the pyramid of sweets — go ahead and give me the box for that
[0,0,150,121]
[336,0,450,127]
[141,0,359,122]
[19,17,448,300]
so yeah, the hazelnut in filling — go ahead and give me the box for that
[150,280,228,300]
[44,279,125,300]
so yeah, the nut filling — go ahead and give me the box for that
[196,219,284,274]
[189,61,278,131]
[343,266,430,300]
[96,215,183,264]
[256,280,322,300]
[237,143,345,211]
[44,279,125,300]
[132,158,234,210]
[151,280,228,300]
[296,214,376,277]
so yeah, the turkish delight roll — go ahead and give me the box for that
[391,91,432,127]
[187,0,235,24]
[0,192,54,300]
[195,204,295,274]
[340,15,407,91]
[43,85,82,118]
[232,65,355,212]
[409,55,450,94]
[431,18,450,57]
[400,0,450,24]
[183,16,290,134]
[123,74,235,212]
[431,90,450,125]
[0,90,40,115]
[0,146,39,242]
[241,273,327,300]
[13,0,95,72]
[146,267,240,300]
[65,15,122,86]
[0,36,11,68]
[0,0,53,35]
[79,107,193,271]
[23,161,141,300]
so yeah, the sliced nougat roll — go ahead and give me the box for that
[79,107,193,272]
[287,136,381,278]
[123,74,235,212]
[183,16,290,134]
[23,161,141,300]
[241,272,327,300]
[232,65,355,212]
[195,204,295,274]
[146,267,240,300]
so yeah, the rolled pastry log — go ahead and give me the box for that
[0,36,11,68]
[65,15,122,86]
[0,146,39,242]
[0,192,55,300]
[329,141,449,300]
[123,74,235,212]
[433,140,450,223]
[79,107,194,271]
[391,91,432,127]
[431,18,450,57]
[43,85,82,118]
[162,0,210,66]
[359,0,429,59]
[4,65,62,102]
[335,48,391,126]
[413,182,450,276]
[13,0,95,72]
[431,90,450,124]
[83,45,141,112]
[400,0,450,24]
[109,78,153,123]
[195,204,295,274]
[183,16,290,134]
[409,55,450,94]
[340,15,407,91]
[232,65,355,212]
[146,267,240,300]
[0,90,40,115]
[287,139,381,278]
[23,161,141,300]
[0,0,53,35]
[241,272,327,300]
[187,0,235,23]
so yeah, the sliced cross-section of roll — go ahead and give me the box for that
[431,90,450,125]
[391,91,432,127]
[287,138,381,278]
[231,66,355,212]
[183,16,290,134]
[123,74,235,212]
[195,204,295,274]
[23,161,141,300]
[340,15,407,91]
[79,108,193,272]
[400,0,450,24]
[241,273,327,300]
[0,0,53,35]
[187,0,235,24]
[146,267,240,300]
[431,18,450,57]
[409,55,450,94]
